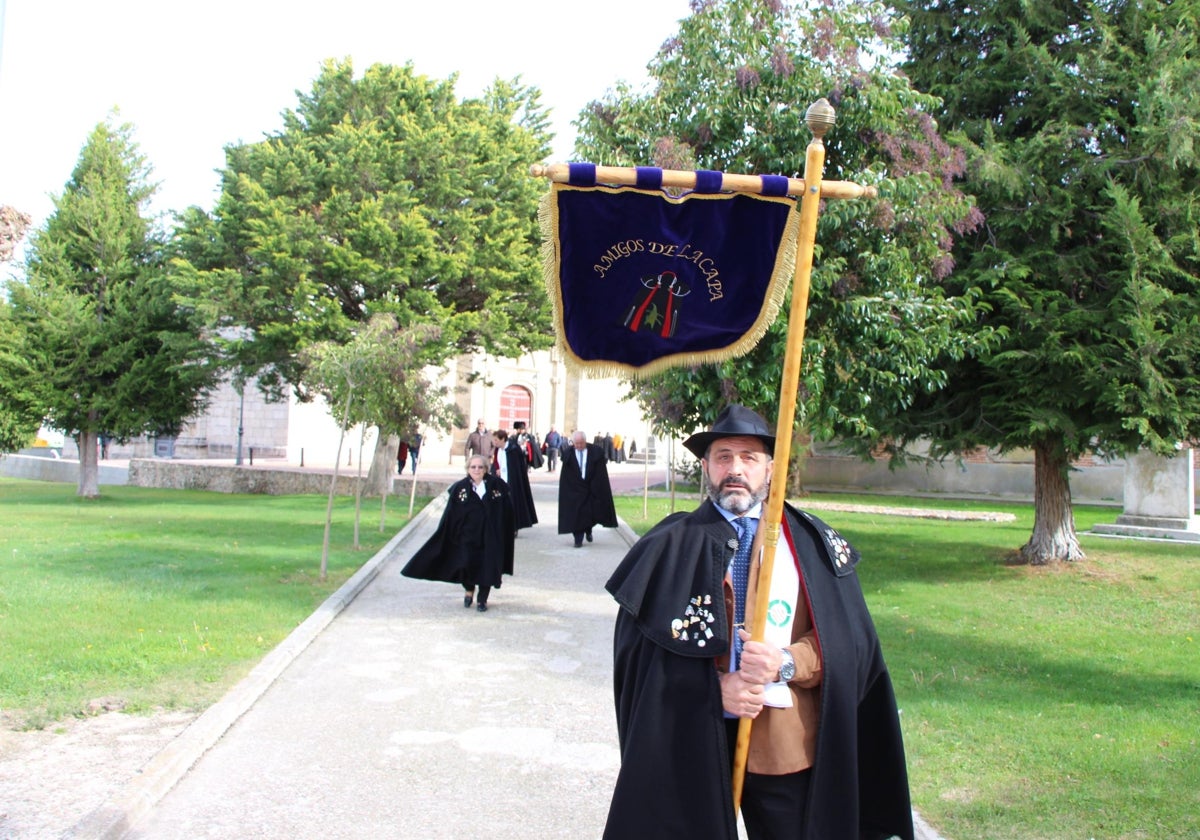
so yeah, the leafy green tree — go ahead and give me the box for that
[3,119,220,497]
[0,207,40,453]
[301,314,458,578]
[0,302,44,453]
[573,0,993,492]
[893,0,1200,562]
[173,60,555,475]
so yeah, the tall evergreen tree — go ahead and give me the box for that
[893,0,1200,562]
[4,119,220,497]
[572,0,992,487]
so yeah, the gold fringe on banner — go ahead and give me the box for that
[537,183,801,380]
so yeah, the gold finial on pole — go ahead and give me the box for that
[805,97,837,141]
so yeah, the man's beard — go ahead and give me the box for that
[707,476,768,515]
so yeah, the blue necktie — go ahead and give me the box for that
[731,516,757,666]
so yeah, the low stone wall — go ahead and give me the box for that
[802,454,1128,505]
[126,459,451,497]
[0,453,128,486]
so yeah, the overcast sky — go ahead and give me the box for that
[0,0,691,239]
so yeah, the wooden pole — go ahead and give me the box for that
[730,98,837,812]
[528,160,873,200]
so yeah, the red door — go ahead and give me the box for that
[498,385,532,432]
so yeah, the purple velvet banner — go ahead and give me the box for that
[542,184,798,375]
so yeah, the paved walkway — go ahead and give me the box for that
[70,470,943,840]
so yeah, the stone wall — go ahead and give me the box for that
[125,459,451,497]
[0,453,129,485]
[802,453,1127,503]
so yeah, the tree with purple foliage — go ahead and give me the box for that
[572,0,995,493]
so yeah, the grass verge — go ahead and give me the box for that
[0,478,426,729]
[613,493,1199,840]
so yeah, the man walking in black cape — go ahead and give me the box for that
[491,428,537,531]
[603,404,913,840]
[557,430,617,547]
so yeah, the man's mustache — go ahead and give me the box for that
[720,478,751,491]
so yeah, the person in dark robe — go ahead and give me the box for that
[491,429,537,531]
[557,430,618,548]
[603,404,913,840]
[514,421,544,470]
[401,455,515,612]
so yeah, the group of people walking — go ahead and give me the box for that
[401,419,617,611]
[545,427,632,470]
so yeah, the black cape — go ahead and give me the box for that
[603,500,913,840]
[495,439,537,530]
[520,432,545,469]
[401,474,515,587]
[557,443,618,535]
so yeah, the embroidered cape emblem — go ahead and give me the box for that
[825,529,852,568]
[670,594,716,648]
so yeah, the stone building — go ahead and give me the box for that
[71,347,662,470]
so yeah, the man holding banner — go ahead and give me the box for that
[603,405,912,840]
[533,100,910,839]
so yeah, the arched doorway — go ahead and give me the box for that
[498,384,532,432]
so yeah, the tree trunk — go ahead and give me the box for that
[77,427,100,499]
[364,432,398,497]
[353,426,368,550]
[1019,439,1086,565]
[786,434,811,498]
[321,390,355,581]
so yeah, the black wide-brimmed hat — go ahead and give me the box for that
[682,404,776,459]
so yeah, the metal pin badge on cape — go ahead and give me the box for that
[727,537,739,550]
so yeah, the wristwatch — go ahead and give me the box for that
[778,648,796,682]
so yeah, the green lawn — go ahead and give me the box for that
[0,478,425,728]
[615,494,1200,840]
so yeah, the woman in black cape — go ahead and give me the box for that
[401,455,515,612]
